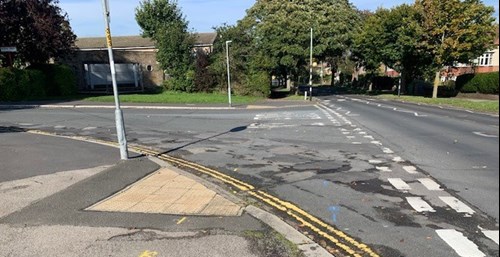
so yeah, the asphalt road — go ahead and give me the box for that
[318,95,499,220]
[0,100,498,257]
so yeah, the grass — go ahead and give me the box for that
[243,230,304,257]
[81,91,264,105]
[376,94,499,113]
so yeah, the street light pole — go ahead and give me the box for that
[309,28,313,101]
[101,0,128,160]
[226,40,233,107]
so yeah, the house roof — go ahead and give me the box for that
[75,32,218,49]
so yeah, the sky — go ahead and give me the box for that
[59,0,500,38]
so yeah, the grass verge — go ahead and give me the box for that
[376,95,499,114]
[243,230,304,257]
[81,91,263,105]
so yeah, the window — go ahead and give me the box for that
[477,52,494,66]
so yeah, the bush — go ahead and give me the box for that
[243,71,271,97]
[28,64,76,96]
[475,72,499,94]
[456,72,499,94]
[0,67,47,101]
[372,76,396,91]
[455,74,475,93]
[408,79,433,96]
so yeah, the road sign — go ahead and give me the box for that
[0,47,17,53]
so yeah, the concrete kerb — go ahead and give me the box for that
[149,156,334,256]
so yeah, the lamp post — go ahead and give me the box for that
[226,40,233,107]
[309,28,313,101]
[101,0,128,160]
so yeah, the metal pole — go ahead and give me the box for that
[398,78,402,97]
[226,40,232,107]
[101,0,128,160]
[309,28,313,101]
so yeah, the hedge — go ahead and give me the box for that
[456,72,499,94]
[0,64,75,101]
[0,68,47,101]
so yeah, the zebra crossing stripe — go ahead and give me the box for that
[388,178,411,191]
[403,166,419,174]
[418,178,443,191]
[481,230,499,245]
[439,196,475,215]
[436,229,485,257]
[406,197,436,213]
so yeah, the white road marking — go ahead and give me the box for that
[473,132,498,138]
[371,141,383,146]
[436,229,485,257]
[388,178,411,191]
[311,123,325,126]
[465,110,475,114]
[18,123,34,126]
[358,132,367,135]
[352,142,362,145]
[54,125,66,129]
[403,166,419,174]
[439,197,475,215]
[382,148,394,154]
[418,178,443,191]
[376,166,392,172]
[392,156,405,163]
[481,230,499,245]
[414,112,427,117]
[346,136,356,139]
[406,197,436,212]
[369,160,383,164]
[364,135,374,140]
[82,127,97,131]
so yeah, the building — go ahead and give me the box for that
[62,33,217,93]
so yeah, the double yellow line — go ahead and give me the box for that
[25,129,380,257]
[130,145,380,257]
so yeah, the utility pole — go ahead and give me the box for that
[226,40,233,107]
[309,28,313,101]
[101,0,128,160]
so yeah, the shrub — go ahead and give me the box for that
[27,64,76,96]
[243,71,271,97]
[0,67,47,101]
[456,74,476,93]
[456,72,499,94]
[372,76,396,91]
[475,72,499,94]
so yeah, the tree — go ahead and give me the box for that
[413,0,496,98]
[244,0,361,87]
[353,5,432,93]
[135,0,195,91]
[0,0,76,66]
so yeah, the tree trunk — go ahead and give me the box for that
[432,70,440,99]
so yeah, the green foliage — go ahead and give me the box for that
[0,0,76,66]
[0,67,47,101]
[135,0,194,92]
[28,64,76,96]
[243,71,271,97]
[457,72,499,94]
[194,49,216,92]
[475,72,499,94]
[456,74,476,93]
[372,76,396,91]
[414,0,497,67]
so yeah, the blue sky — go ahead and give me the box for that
[60,0,499,38]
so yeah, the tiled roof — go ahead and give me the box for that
[75,36,155,49]
[75,33,218,49]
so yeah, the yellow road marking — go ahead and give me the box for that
[138,250,158,257]
[177,217,187,225]
[23,129,380,257]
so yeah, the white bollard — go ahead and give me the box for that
[305,91,308,101]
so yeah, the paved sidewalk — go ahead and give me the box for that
[0,131,332,257]
[88,167,242,216]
